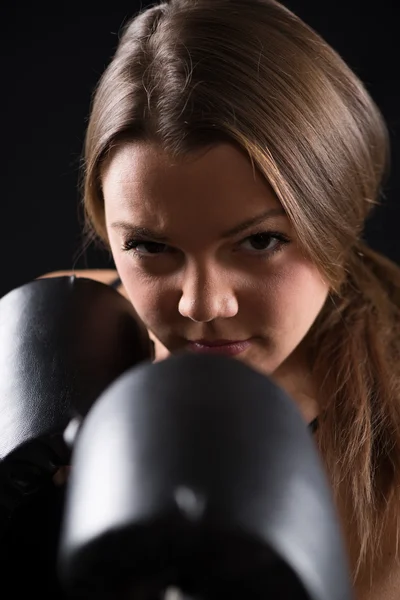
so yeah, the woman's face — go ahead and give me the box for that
[103,142,329,407]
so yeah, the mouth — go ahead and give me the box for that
[186,339,252,356]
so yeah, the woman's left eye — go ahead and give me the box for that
[238,232,290,256]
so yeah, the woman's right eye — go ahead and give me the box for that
[121,239,170,258]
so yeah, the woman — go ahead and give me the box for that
[42,0,400,597]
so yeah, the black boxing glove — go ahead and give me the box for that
[0,275,152,595]
[58,352,353,600]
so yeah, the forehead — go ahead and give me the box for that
[102,143,294,258]
[101,143,288,247]
[102,141,279,207]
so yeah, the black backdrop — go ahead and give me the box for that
[1,0,398,298]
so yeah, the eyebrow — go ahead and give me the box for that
[110,207,286,243]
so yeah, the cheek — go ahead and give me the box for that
[281,269,328,333]
[252,263,329,334]
[113,255,171,326]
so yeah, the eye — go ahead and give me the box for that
[121,231,291,260]
[121,239,170,258]
[238,231,290,256]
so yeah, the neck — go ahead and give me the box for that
[270,342,319,425]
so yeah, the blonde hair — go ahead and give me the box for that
[82,0,400,585]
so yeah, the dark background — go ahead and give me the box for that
[1,0,398,298]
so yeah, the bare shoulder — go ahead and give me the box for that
[38,269,119,286]
[37,269,129,298]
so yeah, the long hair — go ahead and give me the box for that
[81,0,400,584]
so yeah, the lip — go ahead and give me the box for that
[187,339,252,356]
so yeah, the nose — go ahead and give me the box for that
[178,263,239,323]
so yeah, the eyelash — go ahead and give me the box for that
[121,230,291,260]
